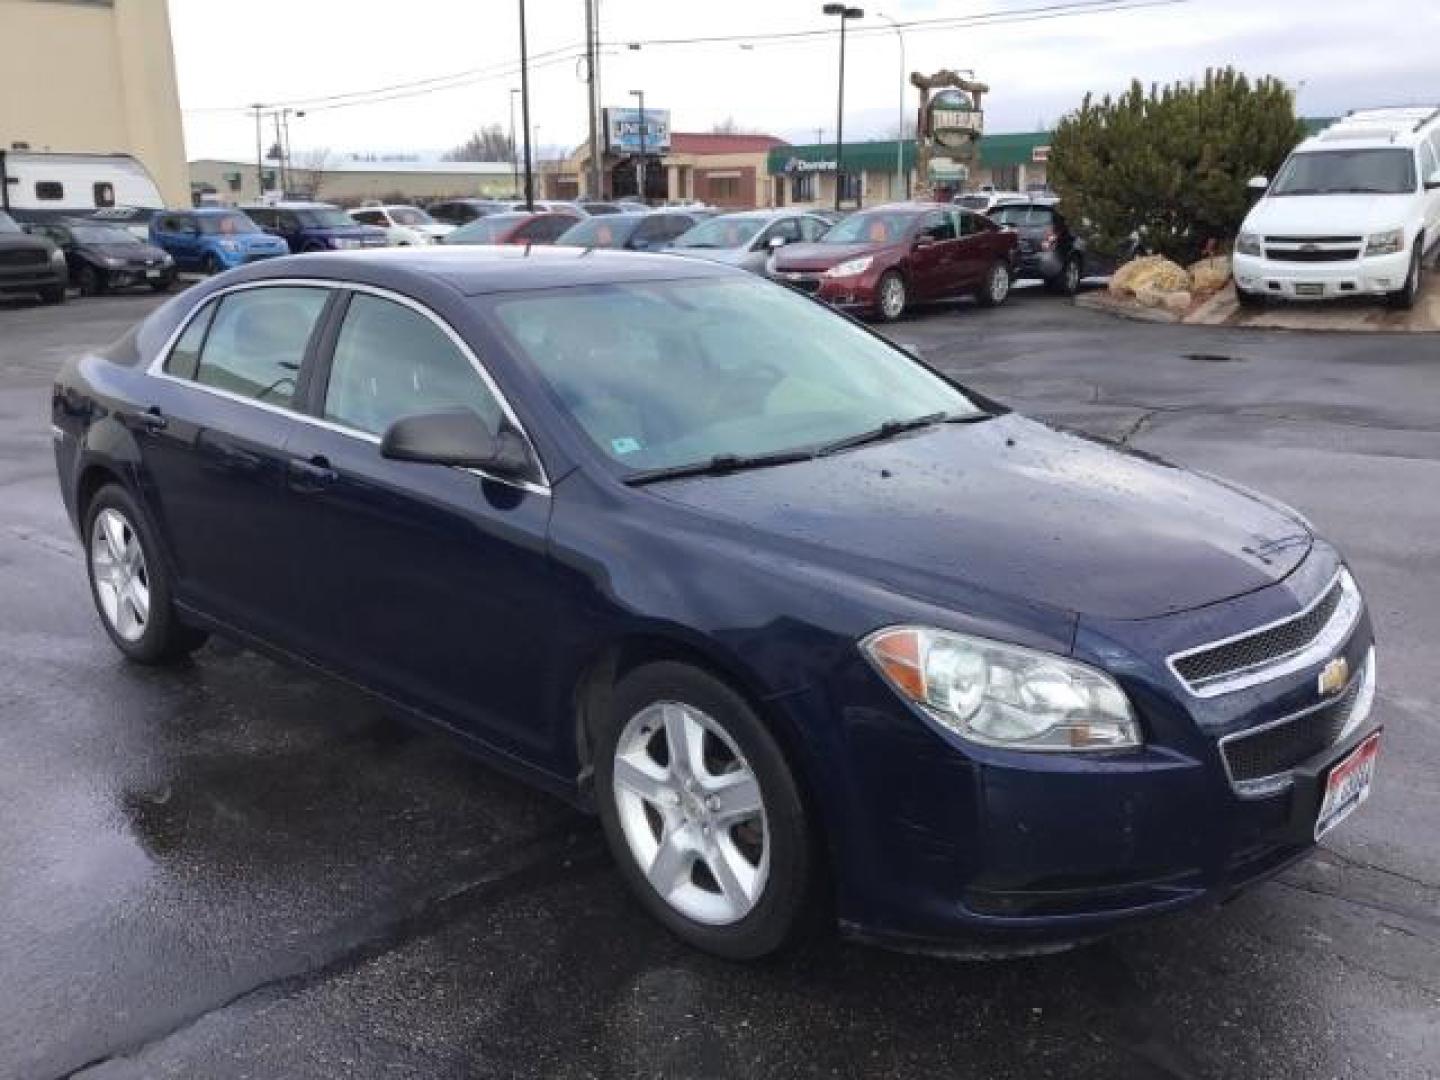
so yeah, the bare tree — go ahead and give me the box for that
[710,116,762,135]
[444,124,515,162]
[293,148,332,199]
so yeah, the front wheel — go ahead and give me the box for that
[77,263,105,297]
[150,278,173,294]
[39,284,67,305]
[595,661,821,960]
[1235,285,1264,307]
[1047,255,1082,296]
[975,259,1012,307]
[203,252,225,276]
[84,484,207,664]
[875,271,908,321]
[1387,245,1423,310]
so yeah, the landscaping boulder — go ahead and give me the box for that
[1110,255,1192,298]
[1187,255,1232,294]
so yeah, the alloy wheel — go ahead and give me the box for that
[990,262,1011,303]
[880,275,906,320]
[89,508,150,643]
[612,701,770,925]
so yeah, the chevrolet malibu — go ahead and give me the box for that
[52,247,1381,959]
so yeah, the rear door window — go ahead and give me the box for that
[918,211,956,242]
[189,287,330,408]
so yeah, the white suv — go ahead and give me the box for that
[1234,106,1440,309]
[347,204,454,246]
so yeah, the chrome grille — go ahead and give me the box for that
[1168,569,1362,697]
[1220,650,1374,794]
[0,249,47,268]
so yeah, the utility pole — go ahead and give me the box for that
[630,89,646,201]
[821,5,864,212]
[518,0,535,210]
[250,104,265,198]
[584,0,602,199]
[272,111,286,194]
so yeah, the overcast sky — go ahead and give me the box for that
[172,0,1438,162]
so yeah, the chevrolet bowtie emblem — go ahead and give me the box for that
[1318,656,1349,697]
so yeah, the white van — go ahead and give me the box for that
[1234,107,1440,309]
[0,152,165,235]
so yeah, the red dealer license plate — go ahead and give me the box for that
[1314,731,1381,840]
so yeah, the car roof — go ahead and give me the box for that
[235,245,740,297]
[191,207,248,216]
[240,201,338,210]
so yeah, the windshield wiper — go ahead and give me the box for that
[815,411,988,457]
[623,448,815,486]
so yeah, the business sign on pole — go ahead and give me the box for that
[927,88,984,153]
[604,107,672,154]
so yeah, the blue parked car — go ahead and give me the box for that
[240,201,387,254]
[51,248,1381,960]
[149,208,289,274]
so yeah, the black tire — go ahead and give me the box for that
[39,284,67,305]
[203,252,225,276]
[149,278,173,294]
[77,263,105,297]
[1386,245,1423,311]
[1046,255,1082,296]
[1235,285,1264,307]
[594,661,821,960]
[83,484,207,664]
[875,270,908,322]
[974,259,1012,307]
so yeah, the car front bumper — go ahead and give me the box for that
[773,270,880,312]
[1233,249,1411,300]
[0,264,67,294]
[788,562,1380,952]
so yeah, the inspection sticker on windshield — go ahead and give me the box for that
[611,437,642,456]
[1315,730,1381,840]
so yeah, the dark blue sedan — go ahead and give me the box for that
[51,247,1381,959]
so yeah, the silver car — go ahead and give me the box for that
[667,210,831,274]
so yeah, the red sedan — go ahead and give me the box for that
[443,210,581,247]
[770,203,1017,321]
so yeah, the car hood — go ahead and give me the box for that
[85,243,168,262]
[1244,193,1412,236]
[647,414,1312,621]
[0,234,53,253]
[772,241,895,272]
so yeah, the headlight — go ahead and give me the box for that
[862,626,1142,751]
[49,247,66,265]
[1234,232,1262,257]
[825,256,874,278]
[160,252,174,265]
[1364,229,1404,256]
[103,256,125,268]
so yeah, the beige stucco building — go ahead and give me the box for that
[0,0,188,207]
[189,158,517,206]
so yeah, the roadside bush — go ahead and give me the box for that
[1049,68,1304,263]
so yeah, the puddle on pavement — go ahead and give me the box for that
[1182,352,1246,363]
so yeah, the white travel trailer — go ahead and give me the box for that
[0,151,166,231]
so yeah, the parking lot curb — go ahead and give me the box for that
[1075,284,1440,334]
[1072,292,1182,325]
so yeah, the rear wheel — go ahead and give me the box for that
[595,661,820,959]
[876,271,907,322]
[1387,244,1423,310]
[975,259,1012,307]
[77,263,105,297]
[84,484,207,664]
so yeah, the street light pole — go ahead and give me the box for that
[877,12,907,199]
[508,89,521,197]
[250,103,265,199]
[518,0,535,211]
[822,5,864,212]
[630,88,646,202]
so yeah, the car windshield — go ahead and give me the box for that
[390,207,434,226]
[1271,149,1417,196]
[70,225,139,244]
[555,216,638,248]
[820,211,918,244]
[447,216,523,243]
[671,216,766,249]
[198,213,261,235]
[487,277,979,473]
[989,206,1052,227]
[296,208,357,229]
[954,195,990,210]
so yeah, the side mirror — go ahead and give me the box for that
[380,409,532,480]
[767,235,787,250]
[1247,176,1269,194]
[913,234,935,249]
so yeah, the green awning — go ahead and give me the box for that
[768,132,1054,175]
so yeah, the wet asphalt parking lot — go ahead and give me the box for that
[1,284,1437,1080]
